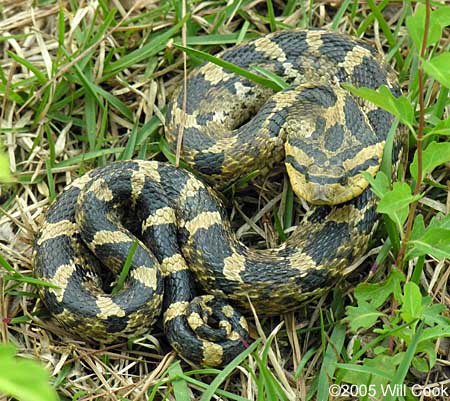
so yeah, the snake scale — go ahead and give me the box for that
[34,29,402,366]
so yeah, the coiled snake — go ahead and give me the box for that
[34,29,402,366]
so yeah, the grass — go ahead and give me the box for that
[1,1,449,401]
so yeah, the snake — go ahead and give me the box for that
[34,29,403,366]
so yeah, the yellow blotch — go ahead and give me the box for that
[92,230,131,248]
[239,316,249,331]
[338,44,374,76]
[204,136,238,154]
[288,250,318,271]
[49,263,76,302]
[202,341,223,366]
[96,296,126,319]
[37,220,78,245]
[131,266,158,290]
[343,141,384,172]
[285,141,314,165]
[254,37,286,62]
[305,30,324,48]
[70,173,94,190]
[160,254,188,277]
[88,178,113,202]
[172,107,200,129]
[184,211,222,236]
[187,312,205,331]
[131,171,146,205]
[163,301,189,322]
[201,63,233,85]
[221,304,234,318]
[142,207,176,231]
[179,177,205,202]
[223,253,245,283]
[228,331,241,341]
[219,320,232,336]
[138,161,161,183]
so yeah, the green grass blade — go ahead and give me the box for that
[331,0,353,29]
[111,240,138,295]
[199,339,261,401]
[266,0,277,32]
[365,0,403,68]
[54,148,125,168]
[294,348,318,380]
[316,323,346,401]
[4,275,60,289]
[178,374,250,401]
[384,322,424,401]
[0,254,17,274]
[250,66,289,90]
[334,363,392,379]
[175,44,281,91]
[94,85,134,121]
[7,51,47,84]
[167,362,190,401]
[104,15,190,77]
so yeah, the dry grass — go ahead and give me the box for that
[0,1,449,400]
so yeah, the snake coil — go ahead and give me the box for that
[34,29,402,366]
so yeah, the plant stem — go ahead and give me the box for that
[395,0,430,267]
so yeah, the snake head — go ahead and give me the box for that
[283,84,384,205]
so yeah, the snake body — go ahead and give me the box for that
[34,29,402,366]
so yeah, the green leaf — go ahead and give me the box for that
[354,269,405,308]
[407,213,450,260]
[428,213,450,230]
[179,32,257,45]
[335,362,392,380]
[54,147,125,168]
[412,356,429,372]
[346,301,386,332]
[336,354,400,398]
[434,5,450,26]
[0,254,17,274]
[400,282,423,324]
[377,182,422,229]
[0,151,11,182]
[343,84,414,130]
[411,141,450,180]
[422,303,448,326]
[294,348,318,380]
[419,326,450,343]
[3,275,60,289]
[415,340,437,370]
[410,214,426,242]
[173,373,249,401]
[362,170,390,199]
[428,116,450,137]
[405,4,443,48]
[408,228,450,260]
[423,53,450,89]
[0,343,59,401]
